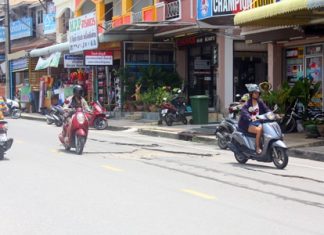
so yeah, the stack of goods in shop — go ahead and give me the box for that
[97,66,107,105]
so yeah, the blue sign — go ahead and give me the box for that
[44,13,56,34]
[0,54,5,61]
[12,58,28,72]
[0,27,4,43]
[10,17,33,40]
[197,0,212,20]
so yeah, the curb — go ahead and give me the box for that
[287,149,324,162]
[138,128,217,145]
[21,115,46,122]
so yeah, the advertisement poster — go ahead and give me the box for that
[35,52,61,71]
[20,86,31,103]
[306,57,322,82]
[69,12,98,53]
[84,51,113,66]
[44,13,56,34]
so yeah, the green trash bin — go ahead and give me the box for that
[190,95,209,124]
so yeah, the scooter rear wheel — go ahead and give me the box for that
[182,116,188,125]
[234,153,248,164]
[272,147,288,169]
[165,113,173,126]
[94,117,108,130]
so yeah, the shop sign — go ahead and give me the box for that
[306,45,322,55]
[177,35,216,47]
[84,51,113,66]
[194,59,211,70]
[0,27,4,43]
[44,13,56,34]
[12,58,28,72]
[0,54,5,61]
[64,54,84,68]
[286,48,304,58]
[10,17,33,40]
[35,52,61,71]
[69,12,98,53]
[197,0,281,19]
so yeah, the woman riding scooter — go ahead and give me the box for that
[238,84,270,155]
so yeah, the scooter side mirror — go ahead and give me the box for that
[273,104,279,112]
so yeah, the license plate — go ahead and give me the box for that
[0,133,7,141]
[161,109,168,114]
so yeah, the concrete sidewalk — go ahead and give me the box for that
[20,112,324,162]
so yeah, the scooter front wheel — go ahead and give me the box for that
[75,135,86,155]
[272,147,288,169]
[234,153,248,164]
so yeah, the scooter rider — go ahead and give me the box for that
[63,85,90,112]
[62,85,90,139]
[238,84,270,155]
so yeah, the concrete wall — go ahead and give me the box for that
[132,0,153,13]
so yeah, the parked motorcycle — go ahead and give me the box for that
[215,94,248,149]
[228,111,288,169]
[4,98,22,119]
[0,120,13,160]
[85,101,109,130]
[46,105,65,127]
[59,107,89,155]
[160,96,187,126]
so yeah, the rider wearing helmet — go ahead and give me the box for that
[63,85,90,112]
[238,84,270,155]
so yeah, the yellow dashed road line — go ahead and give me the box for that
[181,189,217,200]
[102,165,124,172]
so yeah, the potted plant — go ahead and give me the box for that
[303,120,320,138]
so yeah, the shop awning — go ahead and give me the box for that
[234,0,324,27]
[35,52,61,71]
[29,42,69,58]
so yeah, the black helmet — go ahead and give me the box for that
[73,85,83,97]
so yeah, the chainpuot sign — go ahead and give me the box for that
[69,12,98,53]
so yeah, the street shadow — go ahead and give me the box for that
[228,162,279,170]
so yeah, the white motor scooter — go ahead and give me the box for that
[228,111,288,169]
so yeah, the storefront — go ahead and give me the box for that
[176,34,217,108]
[233,42,268,96]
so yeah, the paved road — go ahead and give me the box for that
[1,119,324,235]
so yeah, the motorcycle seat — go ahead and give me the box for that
[238,128,256,138]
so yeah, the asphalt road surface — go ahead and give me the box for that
[1,119,324,235]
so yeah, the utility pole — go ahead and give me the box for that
[4,0,11,98]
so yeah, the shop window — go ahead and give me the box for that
[125,43,149,64]
[37,10,43,24]
[150,43,174,65]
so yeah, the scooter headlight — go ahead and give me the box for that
[76,113,85,124]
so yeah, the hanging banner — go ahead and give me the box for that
[84,51,113,66]
[35,52,61,70]
[69,12,98,53]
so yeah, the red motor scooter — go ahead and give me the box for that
[59,107,89,155]
[85,101,109,130]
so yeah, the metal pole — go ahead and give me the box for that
[4,0,11,98]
